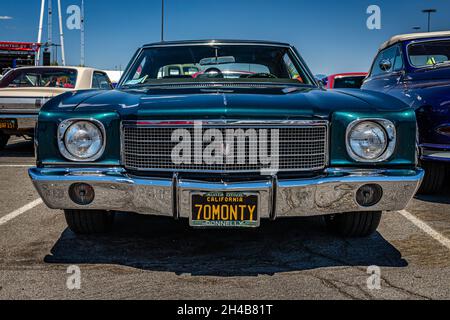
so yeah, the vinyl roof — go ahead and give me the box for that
[379,31,450,51]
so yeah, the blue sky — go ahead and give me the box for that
[0,0,449,75]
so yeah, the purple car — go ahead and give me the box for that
[362,31,450,194]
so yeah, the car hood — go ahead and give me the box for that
[47,86,409,120]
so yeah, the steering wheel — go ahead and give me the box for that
[203,68,224,78]
[245,72,278,79]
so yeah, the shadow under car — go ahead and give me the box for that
[44,214,408,277]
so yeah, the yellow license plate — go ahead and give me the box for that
[0,119,18,130]
[191,192,259,228]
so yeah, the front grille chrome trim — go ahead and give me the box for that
[121,120,329,173]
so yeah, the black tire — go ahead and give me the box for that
[418,161,446,194]
[325,211,382,238]
[64,209,115,235]
[0,132,9,150]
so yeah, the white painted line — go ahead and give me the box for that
[0,199,43,226]
[0,164,34,168]
[399,210,450,250]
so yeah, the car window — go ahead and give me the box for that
[370,45,401,77]
[0,68,77,88]
[92,72,112,90]
[333,76,366,89]
[408,39,450,67]
[393,47,404,71]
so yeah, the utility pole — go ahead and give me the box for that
[422,9,437,32]
[36,0,46,65]
[81,0,85,66]
[161,0,165,42]
[57,0,66,66]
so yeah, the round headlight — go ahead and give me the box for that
[347,121,388,161]
[59,120,104,161]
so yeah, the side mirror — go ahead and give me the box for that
[379,59,392,72]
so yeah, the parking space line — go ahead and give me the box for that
[0,199,43,226]
[399,210,450,250]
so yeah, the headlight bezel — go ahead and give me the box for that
[57,118,106,162]
[346,119,396,162]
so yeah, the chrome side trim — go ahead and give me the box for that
[270,175,278,220]
[122,119,328,127]
[172,173,179,219]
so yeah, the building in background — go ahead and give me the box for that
[0,42,41,73]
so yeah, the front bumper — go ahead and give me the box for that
[29,167,424,218]
[0,114,38,134]
[420,144,450,163]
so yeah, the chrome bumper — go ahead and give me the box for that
[29,167,424,218]
[421,145,450,163]
[0,114,38,132]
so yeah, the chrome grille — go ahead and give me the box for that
[122,121,328,173]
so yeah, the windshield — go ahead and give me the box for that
[408,39,450,68]
[121,44,313,87]
[0,68,78,88]
[333,76,366,89]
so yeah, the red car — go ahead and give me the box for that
[326,72,368,89]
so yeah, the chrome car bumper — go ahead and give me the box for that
[420,144,450,163]
[29,167,424,218]
[0,114,38,132]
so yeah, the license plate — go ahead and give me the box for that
[190,192,259,228]
[0,119,17,130]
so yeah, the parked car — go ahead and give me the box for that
[326,73,368,89]
[0,66,113,150]
[362,31,450,193]
[29,40,423,237]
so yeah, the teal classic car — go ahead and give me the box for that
[29,40,423,237]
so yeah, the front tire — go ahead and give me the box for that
[418,161,446,194]
[325,211,382,238]
[0,132,9,150]
[64,210,115,235]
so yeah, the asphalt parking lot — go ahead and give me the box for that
[0,138,449,300]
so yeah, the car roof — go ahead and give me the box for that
[143,39,292,48]
[379,30,450,51]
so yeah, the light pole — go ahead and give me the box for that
[36,0,46,65]
[57,0,66,66]
[422,9,437,32]
[161,0,165,42]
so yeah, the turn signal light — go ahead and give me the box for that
[69,183,95,205]
[356,184,383,207]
